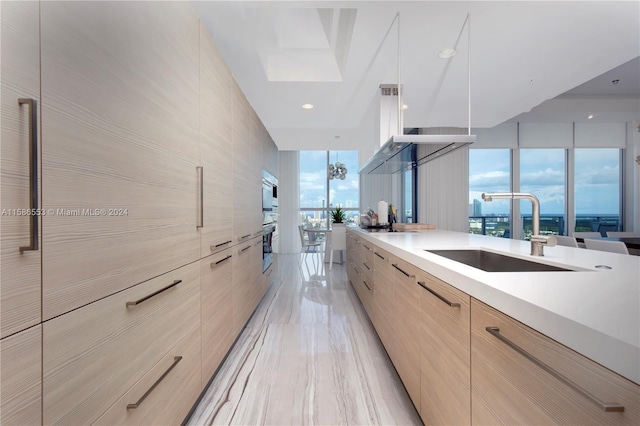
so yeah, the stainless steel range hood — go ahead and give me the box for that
[358,134,475,175]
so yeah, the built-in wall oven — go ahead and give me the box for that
[262,169,278,272]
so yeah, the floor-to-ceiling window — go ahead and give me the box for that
[520,149,566,239]
[574,148,621,233]
[469,146,624,238]
[469,149,511,237]
[299,150,359,229]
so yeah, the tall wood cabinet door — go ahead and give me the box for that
[199,24,234,257]
[201,249,234,383]
[471,299,639,425]
[0,325,41,426]
[418,272,471,425]
[40,1,201,320]
[232,82,262,243]
[0,0,41,338]
[262,133,278,177]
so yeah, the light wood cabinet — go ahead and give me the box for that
[385,254,421,409]
[262,131,278,176]
[418,270,470,425]
[233,237,259,337]
[40,1,201,320]
[199,23,234,256]
[0,0,41,338]
[201,248,234,384]
[231,81,262,244]
[94,327,202,426]
[471,298,639,425]
[0,325,42,426]
[43,262,201,425]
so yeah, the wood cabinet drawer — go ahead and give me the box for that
[418,271,471,425]
[386,254,420,408]
[0,325,42,426]
[43,261,201,425]
[94,326,201,425]
[233,238,258,337]
[201,249,234,384]
[471,298,639,425]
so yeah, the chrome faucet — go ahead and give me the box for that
[481,192,557,256]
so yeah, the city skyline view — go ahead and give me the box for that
[300,150,360,209]
[469,148,621,216]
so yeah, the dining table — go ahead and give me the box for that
[304,227,343,264]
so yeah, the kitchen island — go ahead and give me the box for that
[347,226,639,425]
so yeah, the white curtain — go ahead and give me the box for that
[278,151,301,253]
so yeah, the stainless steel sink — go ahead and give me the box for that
[425,249,574,272]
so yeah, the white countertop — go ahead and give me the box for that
[350,227,640,384]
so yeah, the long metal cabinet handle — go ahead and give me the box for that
[239,245,251,253]
[126,280,182,307]
[485,327,624,413]
[374,252,385,260]
[196,166,203,228]
[363,280,372,291]
[363,245,373,251]
[391,263,414,278]
[238,234,251,241]
[418,281,460,307]
[212,240,232,250]
[363,262,371,271]
[211,255,232,266]
[127,356,182,409]
[18,98,39,252]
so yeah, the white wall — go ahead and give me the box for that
[277,151,301,253]
[418,147,470,231]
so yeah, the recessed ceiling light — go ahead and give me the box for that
[438,48,457,59]
[588,114,594,119]
[402,104,409,110]
[302,103,314,109]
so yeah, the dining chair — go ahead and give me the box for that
[572,232,602,239]
[555,235,579,248]
[298,225,322,254]
[606,231,640,238]
[572,232,601,248]
[584,239,629,255]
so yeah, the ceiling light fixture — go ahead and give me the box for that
[402,104,409,110]
[588,114,594,119]
[302,103,314,109]
[328,153,348,180]
[438,48,457,59]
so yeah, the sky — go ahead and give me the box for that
[469,148,621,216]
[300,151,360,209]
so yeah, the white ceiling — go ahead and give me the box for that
[193,1,640,151]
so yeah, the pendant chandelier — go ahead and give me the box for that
[328,161,347,180]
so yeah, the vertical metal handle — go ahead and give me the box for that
[18,98,38,252]
[196,166,203,228]
[486,327,624,413]
[127,356,182,409]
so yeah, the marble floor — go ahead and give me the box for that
[186,253,421,426]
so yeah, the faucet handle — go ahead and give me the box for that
[531,235,557,247]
